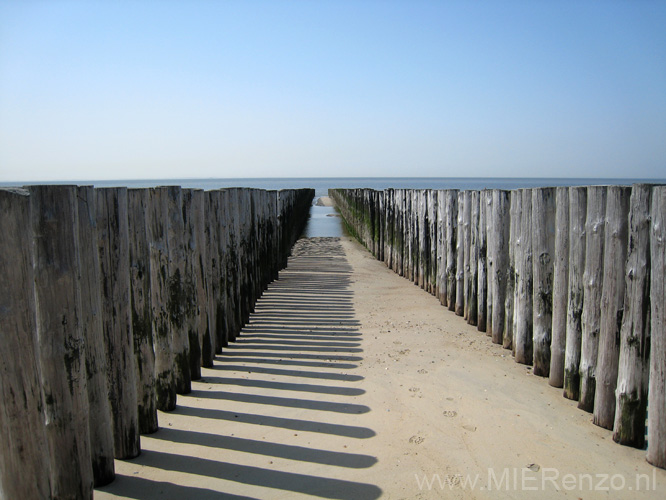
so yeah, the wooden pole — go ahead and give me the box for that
[468,191,479,326]
[204,191,218,356]
[127,189,158,434]
[97,187,141,459]
[148,187,176,412]
[647,185,666,469]
[182,189,202,381]
[477,190,488,332]
[511,190,524,355]
[428,190,438,294]
[166,186,192,395]
[455,191,465,316]
[593,186,630,428]
[504,190,519,349]
[613,184,651,447]
[491,189,510,345]
[514,189,533,364]
[531,187,556,376]
[209,191,226,353]
[485,190,494,335]
[0,188,53,499]
[378,190,386,263]
[421,189,427,288]
[268,190,280,281]
[194,189,214,368]
[446,190,458,309]
[216,189,231,350]
[579,185,608,412]
[236,189,250,327]
[462,191,472,319]
[549,186,569,388]
[437,190,447,304]
[412,190,419,283]
[76,186,116,486]
[30,185,94,498]
[227,189,242,341]
[564,186,588,400]
[396,189,405,277]
[407,190,415,283]
[385,189,393,269]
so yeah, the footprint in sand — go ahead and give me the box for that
[443,410,458,417]
[417,369,428,374]
[409,386,420,393]
[409,435,425,445]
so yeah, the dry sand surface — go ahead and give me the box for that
[315,196,334,207]
[97,237,665,499]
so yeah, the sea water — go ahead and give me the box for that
[4,177,663,238]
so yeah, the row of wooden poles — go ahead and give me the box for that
[0,185,314,499]
[330,184,665,470]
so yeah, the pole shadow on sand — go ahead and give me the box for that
[97,237,382,500]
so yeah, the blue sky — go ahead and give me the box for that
[1,0,664,181]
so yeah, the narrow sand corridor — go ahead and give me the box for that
[98,237,664,500]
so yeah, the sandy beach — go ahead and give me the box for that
[315,196,334,207]
[97,236,665,499]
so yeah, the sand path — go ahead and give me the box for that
[97,237,664,499]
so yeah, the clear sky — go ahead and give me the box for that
[1,0,665,182]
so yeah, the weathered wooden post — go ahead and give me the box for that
[564,186,588,400]
[437,190,447,304]
[593,186,630,428]
[166,186,191,395]
[395,189,407,276]
[532,187,556,376]
[242,189,256,324]
[511,190,524,355]
[504,190,519,349]
[468,191,479,326]
[579,185,608,412]
[76,186,116,486]
[378,190,386,263]
[613,184,651,447]
[148,187,176,412]
[485,190,494,335]
[235,189,250,327]
[204,190,222,355]
[647,185,666,469]
[421,189,428,289]
[462,190,472,319]
[182,189,202,381]
[219,189,232,348]
[128,189,158,434]
[0,188,53,499]
[549,186,569,387]
[428,190,438,294]
[408,190,416,283]
[30,185,94,498]
[446,190,458,310]
[398,189,406,277]
[194,189,214,367]
[227,189,242,340]
[491,190,510,345]
[268,190,281,281]
[97,187,141,459]
[455,191,465,316]
[514,189,533,364]
[477,190,489,332]
[385,189,393,269]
